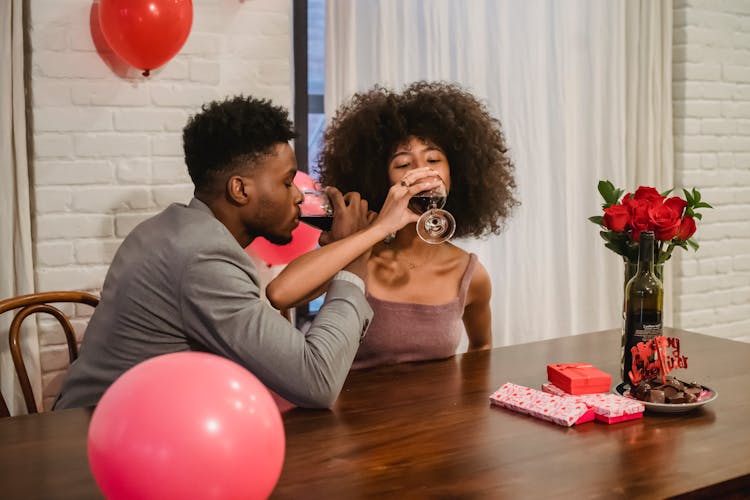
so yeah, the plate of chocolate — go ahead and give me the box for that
[615,376,717,414]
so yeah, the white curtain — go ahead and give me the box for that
[326,0,673,347]
[1,0,41,414]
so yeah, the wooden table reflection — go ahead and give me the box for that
[1,328,748,499]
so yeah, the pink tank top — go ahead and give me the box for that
[352,254,478,370]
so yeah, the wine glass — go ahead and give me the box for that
[408,178,456,244]
[299,188,333,231]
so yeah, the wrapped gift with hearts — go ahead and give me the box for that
[490,383,594,427]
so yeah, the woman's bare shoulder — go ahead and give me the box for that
[442,242,471,259]
[466,259,492,305]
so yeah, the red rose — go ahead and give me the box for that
[664,196,687,217]
[621,192,634,208]
[649,202,681,241]
[633,186,664,202]
[633,186,664,201]
[628,199,652,241]
[676,216,697,240]
[603,204,630,232]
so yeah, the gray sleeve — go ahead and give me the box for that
[178,254,372,408]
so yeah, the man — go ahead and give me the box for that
[55,95,432,409]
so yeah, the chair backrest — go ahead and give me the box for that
[0,291,99,414]
[0,392,9,418]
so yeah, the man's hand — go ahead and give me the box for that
[318,187,370,246]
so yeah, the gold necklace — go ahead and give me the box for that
[380,235,438,270]
[401,258,424,270]
[395,249,437,270]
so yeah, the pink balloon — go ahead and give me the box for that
[88,352,285,500]
[247,171,322,266]
[248,223,320,266]
[294,170,317,191]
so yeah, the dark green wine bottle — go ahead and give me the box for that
[622,230,663,385]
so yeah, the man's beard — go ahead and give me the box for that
[263,232,293,245]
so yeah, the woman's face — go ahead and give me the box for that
[387,136,451,191]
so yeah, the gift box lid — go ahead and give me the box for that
[547,363,612,395]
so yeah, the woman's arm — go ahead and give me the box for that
[266,169,442,310]
[462,260,493,350]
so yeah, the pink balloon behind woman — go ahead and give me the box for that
[87,352,285,499]
[248,171,321,265]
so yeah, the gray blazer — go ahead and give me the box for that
[55,198,372,409]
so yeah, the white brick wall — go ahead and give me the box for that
[29,0,292,409]
[673,1,750,343]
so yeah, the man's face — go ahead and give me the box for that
[244,143,303,245]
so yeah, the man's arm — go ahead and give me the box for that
[179,254,372,408]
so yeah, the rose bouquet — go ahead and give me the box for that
[589,180,712,265]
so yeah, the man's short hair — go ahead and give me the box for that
[183,95,296,193]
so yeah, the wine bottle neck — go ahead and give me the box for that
[637,231,655,274]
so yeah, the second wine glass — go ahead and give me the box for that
[299,189,333,231]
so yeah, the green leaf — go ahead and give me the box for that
[589,215,604,225]
[598,180,614,199]
[693,187,701,203]
[687,238,699,250]
[597,180,622,206]
[694,202,713,209]
[660,188,674,197]
[694,213,703,220]
[604,242,623,254]
[683,188,694,205]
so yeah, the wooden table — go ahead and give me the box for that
[1,328,749,499]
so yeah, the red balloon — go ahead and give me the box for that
[247,171,322,266]
[88,352,285,500]
[98,0,193,75]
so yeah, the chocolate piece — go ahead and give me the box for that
[667,391,687,403]
[663,386,679,399]
[664,378,685,392]
[632,381,651,401]
[647,389,665,404]
[684,386,701,396]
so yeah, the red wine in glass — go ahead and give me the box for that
[300,189,334,231]
[299,215,333,231]
[409,195,447,214]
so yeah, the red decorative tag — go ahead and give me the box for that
[628,336,688,385]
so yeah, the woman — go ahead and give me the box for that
[267,81,517,368]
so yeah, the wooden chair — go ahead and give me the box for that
[0,291,99,414]
[0,393,9,418]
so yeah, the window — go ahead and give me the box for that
[293,0,327,325]
[293,0,326,175]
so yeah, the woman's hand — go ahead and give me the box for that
[373,167,442,236]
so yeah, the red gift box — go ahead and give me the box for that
[547,363,612,395]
